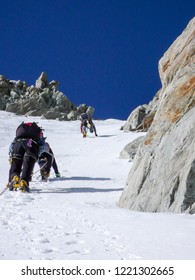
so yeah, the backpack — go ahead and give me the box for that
[80,113,89,121]
[15,122,42,142]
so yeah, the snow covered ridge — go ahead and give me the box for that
[119,17,195,213]
[0,111,195,260]
[0,72,94,120]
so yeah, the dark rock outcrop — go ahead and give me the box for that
[0,72,94,120]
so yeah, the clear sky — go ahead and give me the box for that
[0,0,194,120]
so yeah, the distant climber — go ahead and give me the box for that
[80,113,98,138]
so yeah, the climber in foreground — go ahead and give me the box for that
[80,113,98,138]
[8,122,43,192]
[38,138,60,181]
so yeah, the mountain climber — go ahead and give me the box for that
[8,122,43,192]
[80,113,98,138]
[38,138,60,181]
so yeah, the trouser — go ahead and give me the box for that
[82,124,95,135]
[9,139,39,185]
[38,152,53,175]
[81,125,87,133]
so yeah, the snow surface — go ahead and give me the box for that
[0,111,194,260]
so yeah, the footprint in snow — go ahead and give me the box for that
[64,229,84,236]
[66,250,81,255]
[65,240,78,245]
[31,247,53,255]
[41,248,53,253]
[0,219,8,226]
[39,238,50,244]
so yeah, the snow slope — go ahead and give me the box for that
[0,111,194,260]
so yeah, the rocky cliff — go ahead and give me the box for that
[0,72,94,120]
[119,17,195,214]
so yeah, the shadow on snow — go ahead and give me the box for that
[31,176,123,193]
[31,187,123,194]
[97,134,117,138]
[48,176,111,182]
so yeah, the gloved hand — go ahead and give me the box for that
[55,173,61,178]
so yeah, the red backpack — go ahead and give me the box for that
[15,122,42,142]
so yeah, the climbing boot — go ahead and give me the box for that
[19,180,30,193]
[83,131,87,138]
[8,175,20,191]
[41,170,49,181]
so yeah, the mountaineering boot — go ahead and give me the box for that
[8,175,20,191]
[41,170,49,181]
[83,131,87,138]
[19,180,30,193]
[55,173,61,178]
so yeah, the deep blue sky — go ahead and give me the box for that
[0,0,194,119]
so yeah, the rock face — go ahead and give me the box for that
[0,72,94,120]
[122,105,147,131]
[122,93,159,132]
[119,136,145,160]
[119,17,195,213]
